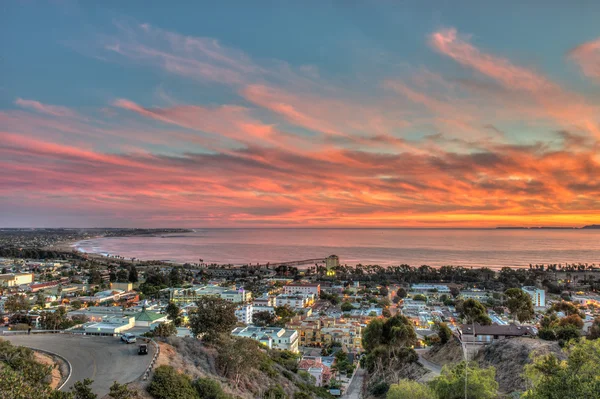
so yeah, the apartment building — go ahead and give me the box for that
[283,283,321,296]
[0,272,33,287]
[522,286,546,307]
[235,303,253,325]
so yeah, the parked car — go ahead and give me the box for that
[121,333,136,344]
[138,344,148,355]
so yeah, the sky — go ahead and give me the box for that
[1,1,600,228]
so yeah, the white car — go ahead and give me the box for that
[121,333,136,344]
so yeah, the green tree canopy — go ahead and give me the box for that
[504,288,534,323]
[154,322,177,338]
[435,322,452,344]
[108,381,139,399]
[189,296,238,341]
[522,339,600,399]
[387,380,436,399]
[457,299,491,325]
[429,361,498,399]
[341,302,354,312]
[147,365,198,399]
[165,301,182,327]
[253,310,276,327]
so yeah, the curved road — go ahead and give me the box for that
[3,334,154,397]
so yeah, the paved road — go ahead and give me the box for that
[343,367,365,399]
[416,348,442,376]
[3,334,154,397]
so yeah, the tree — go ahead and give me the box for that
[522,339,600,399]
[89,270,102,285]
[128,266,138,283]
[274,305,296,325]
[189,296,237,341]
[35,293,46,309]
[587,316,600,340]
[504,288,534,323]
[4,294,31,314]
[108,381,139,399]
[341,302,354,312]
[168,267,183,286]
[216,337,262,389]
[429,361,498,399]
[252,311,276,327]
[379,286,389,297]
[116,269,129,283]
[412,294,427,302]
[458,299,491,325]
[193,377,228,399]
[559,314,584,329]
[154,322,177,338]
[549,301,581,317]
[70,300,83,310]
[435,322,452,344]
[396,288,407,299]
[147,365,198,399]
[165,301,182,327]
[387,380,435,399]
[70,378,97,399]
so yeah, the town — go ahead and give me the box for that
[1,246,600,399]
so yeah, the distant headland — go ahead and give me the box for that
[496,225,600,230]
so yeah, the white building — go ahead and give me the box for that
[235,304,253,325]
[161,285,251,304]
[283,283,321,296]
[252,305,276,314]
[522,286,546,307]
[231,326,299,353]
[410,284,450,293]
[253,293,275,307]
[275,293,314,309]
[81,315,135,336]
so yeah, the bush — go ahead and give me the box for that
[370,381,390,396]
[193,377,228,399]
[147,365,199,399]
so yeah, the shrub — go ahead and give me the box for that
[193,377,228,399]
[147,365,199,399]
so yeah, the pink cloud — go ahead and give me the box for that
[569,38,600,82]
[15,98,78,118]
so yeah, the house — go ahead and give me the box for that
[298,357,333,387]
[275,293,314,309]
[459,323,537,344]
[231,326,299,352]
[411,284,450,293]
[110,282,133,292]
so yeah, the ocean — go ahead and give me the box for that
[72,228,600,270]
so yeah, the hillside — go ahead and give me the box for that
[474,337,564,394]
[139,336,334,399]
[422,337,464,365]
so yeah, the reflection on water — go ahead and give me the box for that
[74,228,600,270]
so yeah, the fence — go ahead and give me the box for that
[142,338,160,381]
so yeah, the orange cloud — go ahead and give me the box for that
[569,37,600,82]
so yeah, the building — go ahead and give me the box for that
[283,283,321,296]
[79,289,125,304]
[81,315,135,336]
[459,290,491,301]
[235,304,253,325]
[298,357,333,387]
[287,317,363,352]
[232,326,299,352]
[522,286,546,307]
[459,323,537,344]
[411,284,451,293]
[161,285,251,304]
[0,273,33,287]
[111,282,133,292]
[133,308,168,327]
[253,293,275,307]
[325,255,339,270]
[275,294,314,309]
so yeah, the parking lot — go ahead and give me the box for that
[3,334,154,397]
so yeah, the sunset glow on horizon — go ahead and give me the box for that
[1,2,600,228]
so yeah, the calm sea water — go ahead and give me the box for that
[73,228,600,270]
